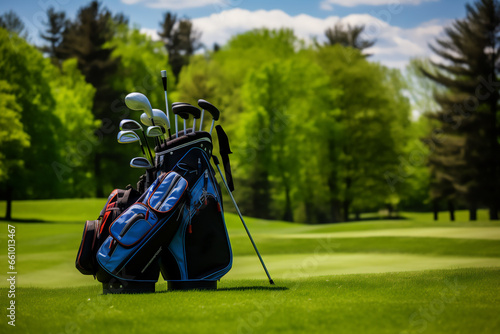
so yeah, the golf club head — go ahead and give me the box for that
[117,130,141,144]
[130,157,152,169]
[119,119,143,132]
[198,99,220,121]
[146,126,163,138]
[125,92,153,118]
[140,109,170,128]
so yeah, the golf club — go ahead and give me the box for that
[119,119,154,164]
[171,102,184,138]
[172,103,201,134]
[117,130,148,161]
[130,157,153,169]
[212,155,274,285]
[146,125,164,141]
[161,70,172,138]
[141,110,170,142]
[197,99,220,135]
[125,92,160,147]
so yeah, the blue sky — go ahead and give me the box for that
[1,0,471,68]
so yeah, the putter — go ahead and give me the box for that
[125,92,160,147]
[160,70,172,138]
[198,99,220,135]
[119,119,154,164]
[212,155,274,285]
[117,130,149,162]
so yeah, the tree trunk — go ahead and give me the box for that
[433,201,438,221]
[469,205,477,221]
[5,185,13,221]
[250,169,270,219]
[282,183,293,222]
[94,153,104,198]
[343,177,351,222]
[448,201,455,221]
[490,207,499,220]
[355,211,360,220]
[329,199,342,223]
[343,200,350,222]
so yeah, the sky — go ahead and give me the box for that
[0,0,471,69]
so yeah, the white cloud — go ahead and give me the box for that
[140,27,161,41]
[186,8,446,69]
[320,0,437,10]
[121,0,226,9]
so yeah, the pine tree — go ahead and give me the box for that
[40,7,67,65]
[158,12,201,81]
[56,1,128,197]
[323,23,375,56]
[422,0,500,220]
[0,11,26,38]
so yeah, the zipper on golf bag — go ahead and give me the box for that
[75,186,141,276]
[96,172,188,283]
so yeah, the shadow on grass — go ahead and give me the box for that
[0,218,45,223]
[157,286,288,293]
[217,286,288,292]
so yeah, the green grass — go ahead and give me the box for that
[0,199,499,333]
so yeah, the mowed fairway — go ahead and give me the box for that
[0,200,499,334]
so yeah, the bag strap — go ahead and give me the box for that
[215,125,235,192]
[118,185,141,209]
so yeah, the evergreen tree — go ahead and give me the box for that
[56,1,128,196]
[0,11,26,38]
[323,23,375,56]
[421,0,500,220]
[40,7,67,64]
[158,12,201,81]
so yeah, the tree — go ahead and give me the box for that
[0,27,64,217]
[0,11,27,38]
[323,23,375,56]
[47,59,99,197]
[0,81,30,220]
[158,12,201,81]
[40,7,67,64]
[56,1,128,196]
[315,45,411,221]
[421,0,500,220]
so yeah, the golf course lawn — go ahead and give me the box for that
[0,200,499,333]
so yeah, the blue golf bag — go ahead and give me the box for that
[76,129,233,293]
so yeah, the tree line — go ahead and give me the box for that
[0,0,498,222]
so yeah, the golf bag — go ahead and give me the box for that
[76,186,141,276]
[154,131,233,290]
[76,129,233,293]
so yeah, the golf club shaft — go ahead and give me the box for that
[140,130,155,165]
[214,162,274,285]
[199,110,204,131]
[175,115,178,138]
[150,118,160,146]
[183,119,187,135]
[210,120,215,135]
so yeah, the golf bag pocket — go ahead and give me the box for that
[76,220,100,275]
[97,172,188,283]
[160,167,232,283]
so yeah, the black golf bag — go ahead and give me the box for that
[76,128,233,293]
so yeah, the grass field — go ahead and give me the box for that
[0,200,499,333]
